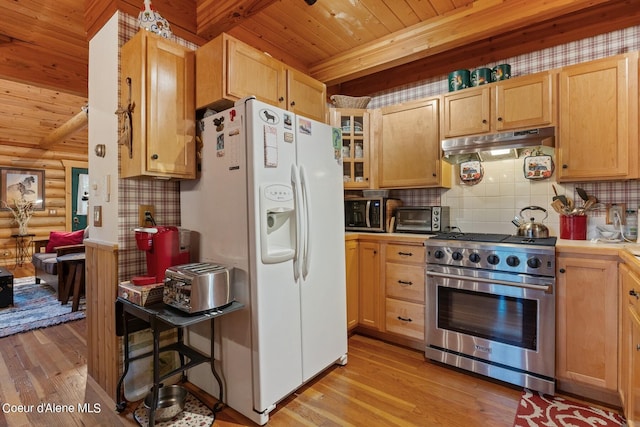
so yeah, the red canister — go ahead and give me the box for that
[560,215,587,240]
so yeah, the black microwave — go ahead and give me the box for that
[344,198,402,232]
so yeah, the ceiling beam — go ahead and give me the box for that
[309,0,618,85]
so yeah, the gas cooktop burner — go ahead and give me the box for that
[429,232,557,246]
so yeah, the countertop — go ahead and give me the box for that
[345,231,432,244]
[346,231,640,259]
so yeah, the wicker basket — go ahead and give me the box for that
[330,95,371,109]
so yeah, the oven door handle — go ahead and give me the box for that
[426,270,554,294]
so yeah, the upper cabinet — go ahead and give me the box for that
[330,109,371,188]
[120,30,196,180]
[556,52,639,182]
[196,33,327,123]
[442,71,556,138]
[375,98,451,189]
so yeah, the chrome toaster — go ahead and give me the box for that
[163,263,234,313]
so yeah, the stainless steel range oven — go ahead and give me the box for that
[425,233,557,394]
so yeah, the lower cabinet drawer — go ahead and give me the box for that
[386,262,425,302]
[385,298,425,341]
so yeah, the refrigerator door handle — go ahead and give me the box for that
[299,165,311,279]
[291,164,303,281]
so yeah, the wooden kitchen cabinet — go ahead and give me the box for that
[384,243,426,345]
[120,30,196,179]
[196,33,327,122]
[631,318,640,427]
[375,97,451,189]
[330,109,371,188]
[442,71,555,138]
[556,252,619,404]
[620,262,640,426]
[556,52,638,182]
[358,241,382,331]
[345,239,359,331]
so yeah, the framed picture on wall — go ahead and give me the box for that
[0,168,45,210]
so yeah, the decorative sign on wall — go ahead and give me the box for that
[459,161,483,185]
[523,153,554,180]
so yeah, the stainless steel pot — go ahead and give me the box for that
[517,206,550,238]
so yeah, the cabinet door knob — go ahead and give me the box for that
[290,101,296,107]
[559,268,566,273]
[151,154,159,160]
[482,119,488,124]
[630,289,639,299]
[278,97,284,102]
[497,117,503,122]
[562,164,568,169]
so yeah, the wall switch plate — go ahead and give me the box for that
[93,205,102,227]
[606,203,625,225]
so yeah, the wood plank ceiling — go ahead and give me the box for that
[0,0,639,155]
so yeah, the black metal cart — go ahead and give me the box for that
[115,297,243,426]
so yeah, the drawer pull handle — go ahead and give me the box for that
[397,316,412,322]
[398,280,413,286]
[630,289,639,300]
[398,252,413,257]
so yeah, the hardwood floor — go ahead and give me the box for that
[0,263,622,426]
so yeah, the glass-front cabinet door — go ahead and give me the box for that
[330,108,370,189]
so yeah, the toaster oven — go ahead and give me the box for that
[394,206,450,234]
[163,263,234,313]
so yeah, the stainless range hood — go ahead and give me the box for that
[442,126,555,164]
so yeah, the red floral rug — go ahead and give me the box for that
[514,389,626,426]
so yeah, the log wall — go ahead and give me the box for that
[0,145,87,267]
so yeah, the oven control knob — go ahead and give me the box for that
[506,255,520,267]
[487,254,500,265]
[434,250,445,259]
[469,253,481,263]
[452,251,463,261]
[527,257,542,269]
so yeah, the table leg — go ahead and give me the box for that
[71,262,84,312]
[149,316,160,427]
[210,318,225,413]
[115,308,130,412]
[60,262,75,305]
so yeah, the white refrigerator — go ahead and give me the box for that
[180,98,347,425]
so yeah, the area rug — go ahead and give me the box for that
[133,391,214,427]
[0,277,85,338]
[514,388,626,426]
